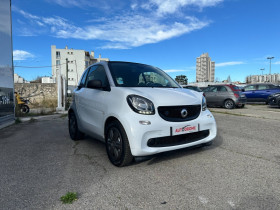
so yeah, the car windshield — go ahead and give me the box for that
[108,62,180,88]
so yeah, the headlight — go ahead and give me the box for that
[202,96,207,111]
[127,95,155,115]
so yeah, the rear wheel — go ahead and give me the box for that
[21,105,29,114]
[68,112,84,140]
[105,121,133,167]
[224,99,235,109]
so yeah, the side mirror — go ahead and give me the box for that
[241,89,245,92]
[87,79,102,89]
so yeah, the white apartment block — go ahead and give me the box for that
[42,76,55,83]
[14,73,28,83]
[51,45,109,87]
[196,53,215,82]
[246,74,280,84]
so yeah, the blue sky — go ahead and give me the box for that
[12,0,280,83]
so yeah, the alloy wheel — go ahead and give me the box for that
[107,127,123,162]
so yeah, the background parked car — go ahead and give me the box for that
[183,85,202,92]
[242,83,280,103]
[268,92,280,107]
[203,84,247,109]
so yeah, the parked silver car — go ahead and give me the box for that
[203,85,247,109]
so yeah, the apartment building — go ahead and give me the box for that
[51,45,109,88]
[246,74,280,84]
[196,53,215,82]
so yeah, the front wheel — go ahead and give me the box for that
[224,99,235,109]
[68,112,84,141]
[21,105,30,114]
[105,121,133,167]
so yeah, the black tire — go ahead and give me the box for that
[224,99,235,109]
[237,104,245,108]
[105,120,133,167]
[21,105,30,114]
[68,112,84,141]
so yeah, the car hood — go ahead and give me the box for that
[119,87,202,106]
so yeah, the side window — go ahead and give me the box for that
[258,85,268,90]
[218,86,227,92]
[207,86,218,92]
[244,85,256,91]
[78,68,89,88]
[85,65,109,88]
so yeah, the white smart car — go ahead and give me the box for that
[68,61,217,166]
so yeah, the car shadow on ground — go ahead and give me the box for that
[136,132,224,166]
[75,131,223,167]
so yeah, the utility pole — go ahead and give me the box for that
[267,57,274,75]
[66,58,68,95]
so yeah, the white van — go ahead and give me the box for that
[68,61,217,166]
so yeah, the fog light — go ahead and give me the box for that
[139,120,151,125]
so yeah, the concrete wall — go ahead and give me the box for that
[14,83,57,108]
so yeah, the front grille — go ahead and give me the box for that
[147,130,210,147]
[158,105,201,122]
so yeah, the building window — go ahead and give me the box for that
[56,51,60,59]
[56,60,60,66]
[71,52,73,55]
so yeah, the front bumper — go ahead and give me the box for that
[235,97,247,105]
[122,109,217,156]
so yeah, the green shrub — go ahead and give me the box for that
[60,192,78,204]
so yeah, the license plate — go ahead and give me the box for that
[173,123,198,136]
[241,94,245,97]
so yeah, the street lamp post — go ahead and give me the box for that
[267,56,274,75]
[260,68,265,75]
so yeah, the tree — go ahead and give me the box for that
[227,75,232,83]
[30,76,43,83]
[175,75,188,85]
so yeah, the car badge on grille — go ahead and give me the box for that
[181,109,188,118]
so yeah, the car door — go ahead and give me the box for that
[204,86,218,106]
[257,85,271,102]
[216,86,229,106]
[76,65,110,140]
[243,85,257,102]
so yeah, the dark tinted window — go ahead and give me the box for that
[108,62,180,88]
[85,65,109,88]
[206,86,218,92]
[79,68,90,87]
[269,85,277,89]
[218,86,227,92]
[230,85,240,91]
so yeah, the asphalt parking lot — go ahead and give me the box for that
[0,105,280,209]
